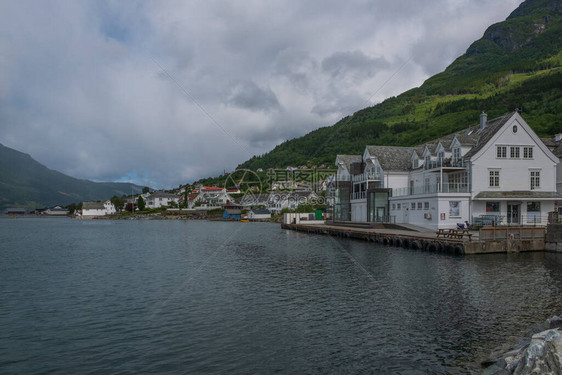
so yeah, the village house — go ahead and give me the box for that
[145,191,180,209]
[239,193,269,208]
[191,187,234,208]
[44,206,69,216]
[267,191,318,214]
[81,200,116,217]
[248,209,271,220]
[333,111,562,229]
[223,209,242,220]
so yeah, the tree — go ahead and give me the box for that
[142,186,150,194]
[110,195,125,212]
[137,196,146,211]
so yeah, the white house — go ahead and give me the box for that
[192,187,234,208]
[145,191,180,209]
[248,209,271,219]
[81,200,116,217]
[45,206,69,216]
[333,111,562,229]
[267,191,318,214]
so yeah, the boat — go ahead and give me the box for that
[240,219,249,223]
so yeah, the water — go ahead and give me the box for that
[1,217,562,374]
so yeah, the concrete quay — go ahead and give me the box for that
[281,222,546,255]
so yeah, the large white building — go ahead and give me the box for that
[81,200,116,217]
[333,111,562,229]
[145,191,180,209]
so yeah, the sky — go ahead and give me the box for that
[0,0,522,189]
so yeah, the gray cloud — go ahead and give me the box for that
[0,0,522,188]
[322,51,390,80]
[225,81,280,112]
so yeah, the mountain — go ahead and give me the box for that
[234,0,562,173]
[0,143,145,210]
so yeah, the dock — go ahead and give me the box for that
[281,223,546,255]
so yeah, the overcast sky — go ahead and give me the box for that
[0,0,522,189]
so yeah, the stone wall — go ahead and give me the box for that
[545,224,562,252]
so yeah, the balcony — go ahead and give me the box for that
[351,191,366,200]
[392,183,469,197]
[423,158,465,170]
[351,171,383,182]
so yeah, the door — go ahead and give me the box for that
[376,207,386,222]
[507,204,520,225]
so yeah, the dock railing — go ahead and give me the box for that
[479,226,545,240]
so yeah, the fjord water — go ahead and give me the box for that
[1,218,562,374]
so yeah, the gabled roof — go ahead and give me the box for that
[365,145,415,172]
[148,191,178,199]
[250,209,271,214]
[336,155,362,170]
[82,201,105,210]
[224,209,241,214]
[464,112,515,158]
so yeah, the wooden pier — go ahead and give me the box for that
[281,223,546,255]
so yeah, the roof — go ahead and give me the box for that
[365,145,415,172]
[82,201,105,210]
[473,191,562,200]
[250,209,271,214]
[148,191,178,199]
[463,112,515,158]
[202,186,224,191]
[224,209,242,214]
[335,155,362,170]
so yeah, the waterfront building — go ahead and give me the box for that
[145,191,180,209]
[191,187,234,208]
[247,209,271,219]
[333,111,562,229]
[81,200,116,217]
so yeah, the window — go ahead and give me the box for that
[452,147,461,161]
[425,155,431,165]
[424,177,430,192]
[392,204,396,210]
[411,203,416,210]
[397,203,401,210]
[424,202,429,210]
[496,146,507,158]
[530,170,540,190]
[485,202,500,213]
[523,147,533,159]
[413,159,419,169]
[489,170,500,187]
[510,146,520,159]
[417,202,422,210]
[527,202,541,223]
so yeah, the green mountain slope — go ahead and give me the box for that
[0,143,145,210]
[236,0,562,172]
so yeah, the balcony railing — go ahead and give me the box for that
[351,191,366,200]
[423,158,465,170]
[351,171,383,182]
[393,183,469,197]
[335,174,351,181]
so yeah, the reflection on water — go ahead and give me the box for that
[1,217,561,374]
